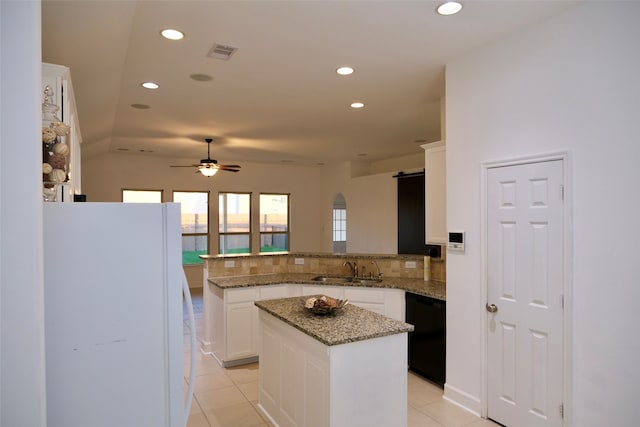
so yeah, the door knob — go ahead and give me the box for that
[486,303,498,313]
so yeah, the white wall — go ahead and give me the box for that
[82,152,324,256]
[445,3,640,425]
[83,152,419,260]
[0,1,47,425]
[319,161,411,255]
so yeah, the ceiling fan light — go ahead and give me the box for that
[199,166,218,177]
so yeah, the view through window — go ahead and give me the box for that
[173,191,209,264]
[332,193,347,253]
[260,193,289,252]
[122,189,162,203]
[219,192,251,254]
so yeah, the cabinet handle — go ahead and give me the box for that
[486,303,498,313]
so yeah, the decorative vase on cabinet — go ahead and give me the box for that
[42,63,82,202]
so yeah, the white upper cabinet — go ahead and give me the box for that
[422,142,447,244]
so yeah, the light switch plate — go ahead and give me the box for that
[294,258,305,265]
[224,260,235,268]
[405,261,417,269]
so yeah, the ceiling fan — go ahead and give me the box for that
[170,138,241,177]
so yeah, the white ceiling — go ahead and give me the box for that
[41,0,576,167]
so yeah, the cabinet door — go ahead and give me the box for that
[425,144,447,243]
[226,288,259,360]
[344,287,386,316]
[227,301,257,359]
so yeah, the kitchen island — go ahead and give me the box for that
[255,296,414,427]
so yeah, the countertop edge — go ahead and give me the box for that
[255,297,415,346]
[208,273,445,301]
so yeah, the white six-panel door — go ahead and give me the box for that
[487,160,564,427]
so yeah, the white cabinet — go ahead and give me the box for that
[226,288,260,361]
[301,285,344,299]
[343,287,405,321]
[258,310,408,427]
[208,283,405,367]
[422,142,447,244]
[210,284,301,367]
[42,63,82,202]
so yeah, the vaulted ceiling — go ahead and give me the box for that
[42,0,575,166]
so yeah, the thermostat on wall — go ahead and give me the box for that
[447,231,465,252]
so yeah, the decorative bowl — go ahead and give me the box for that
[303,295,349,315]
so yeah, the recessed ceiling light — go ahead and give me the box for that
[190,73,213,82]
[141,82,159,89]
[336,66,354,76]
[437,1,463,16]
[161,29,184,40]
[350,102,364,109]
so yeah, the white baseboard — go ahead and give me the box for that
[443,383,482,416]
[200,339,212,354]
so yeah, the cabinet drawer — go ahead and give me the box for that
[226,287,259,303]
[301,285,343,299]
[260,285,291,301]
[344,287,385,303]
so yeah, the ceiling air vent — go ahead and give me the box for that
[207,43,238,60]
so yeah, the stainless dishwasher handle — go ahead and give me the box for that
[486,303,498,313]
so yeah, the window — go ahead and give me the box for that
[173,191,209,265]
[260,193,289,252]
[332,193,347,253]
[122,189,162,203]
[219,192,251,254]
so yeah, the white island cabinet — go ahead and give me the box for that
[256,297,413,427]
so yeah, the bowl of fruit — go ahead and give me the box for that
[303,295,349,315]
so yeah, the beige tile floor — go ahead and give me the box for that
[184,289,500,427]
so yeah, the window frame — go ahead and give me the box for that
[218,191,252,255]
[173,190,210,265]
[259,193,290,253]
[121,188,164,203]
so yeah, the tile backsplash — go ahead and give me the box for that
[204,249,446,282]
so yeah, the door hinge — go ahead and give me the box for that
[561,294,564,309]
[560,184,564,201]
[560,403,564,418]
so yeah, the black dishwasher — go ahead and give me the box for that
[405,292,446,387]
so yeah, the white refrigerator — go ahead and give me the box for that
[43,202,193,427]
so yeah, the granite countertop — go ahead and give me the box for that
[208,273,446,301]
[255,296,414,346]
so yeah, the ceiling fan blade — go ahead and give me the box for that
[218,168,240,172]
[170,165,200,168]
[219,164,241,168]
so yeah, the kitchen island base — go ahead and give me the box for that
[257,310,408,427]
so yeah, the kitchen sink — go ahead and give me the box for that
[351,278,383,284]
[310,275,383,284]
[311,275,354,283]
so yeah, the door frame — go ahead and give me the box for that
[480,151,573,425]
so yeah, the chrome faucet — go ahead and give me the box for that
[343,261,355,277]
[370,260,382,279]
